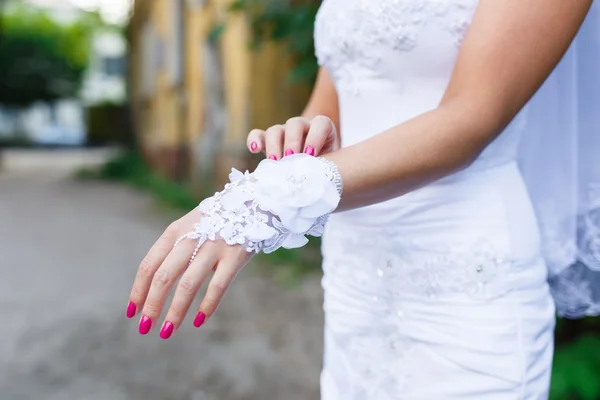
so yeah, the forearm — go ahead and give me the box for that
[324,98,496,211]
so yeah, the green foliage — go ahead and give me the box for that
[551,334,600,400]
[86,102,134,147]
[207,23,226,44]
[0,4,96,106]
[229,0,320,86]
[79,151,199,211]
[254,236,322,287]
[0,131,33,148]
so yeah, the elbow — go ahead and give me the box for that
[441,150,479,178]
[455,151,484,173]
[438,95,508,170]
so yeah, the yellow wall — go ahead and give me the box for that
[184,9,208,145]
[222,11,251,145]
[149,0,180,148]
[249,42,311,130]
[129,0,311,181]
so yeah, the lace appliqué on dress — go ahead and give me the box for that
[342,323,413,399]
[324,226,515,301]
[314,0,478,94]
[322,226,514,397]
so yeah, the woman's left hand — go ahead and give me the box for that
[126,207,253,339]
[247,116,340,160]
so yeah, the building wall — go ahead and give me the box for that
[129,0,311,188]
[130,0,184,178]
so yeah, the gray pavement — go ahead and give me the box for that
[0,151,323,400]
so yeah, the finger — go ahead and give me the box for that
[247,129,265,154]
[159,242,218,339]
[264,125,284,160]
[128,222,180,319]
[304,115,335,156]
[283,117,310,157]
[193,249,249,327]
[138,238,197,335]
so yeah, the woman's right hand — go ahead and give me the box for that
[246,115,340,160]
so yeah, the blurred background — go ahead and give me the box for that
[0,0,598,399]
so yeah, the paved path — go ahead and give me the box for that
[0,151,323,400]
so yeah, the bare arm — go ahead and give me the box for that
[325,0,592,211]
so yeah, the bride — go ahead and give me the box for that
[126,0,599,398]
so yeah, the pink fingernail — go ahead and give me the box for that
[284,149,294,157]
[139,315,152,335]
[250,141,258,152]
[126,301,136,319]
[268,155,278,161]
[304,146,315,156]
[159,321,174,340]
[193,312,206,328]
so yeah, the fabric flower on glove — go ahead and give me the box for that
[180,153,342,254]
[252,153,341,234]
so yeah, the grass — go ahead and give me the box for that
[76,151,199,210]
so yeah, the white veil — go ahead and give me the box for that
[518,1,600,318]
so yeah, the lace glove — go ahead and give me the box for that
[174,154,343,258]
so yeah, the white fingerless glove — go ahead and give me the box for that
[175,154,343,256]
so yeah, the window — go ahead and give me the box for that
[104,57,125,76]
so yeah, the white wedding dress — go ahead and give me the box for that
[314,0,600,399]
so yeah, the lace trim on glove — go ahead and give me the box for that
[174,154,343,256]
